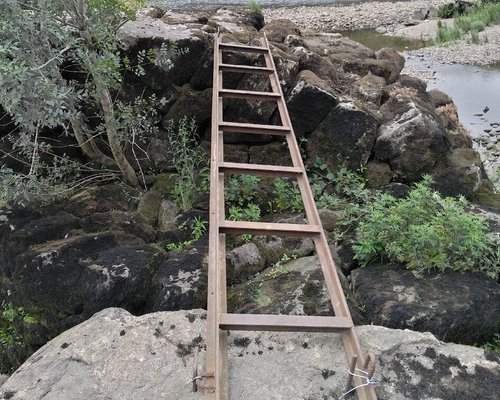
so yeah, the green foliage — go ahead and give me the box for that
[0,299,39,347]
[225,174,261,207]
[434,3,500,44]
[225,174,262,222]
[166,117,207,212]
[165,216,208,251]
[0,0,180,199]
[272,178,303,213]
[228,203,261,222]
[481,334,500,353]
[438,3,456,18]
[248,0,262,14]
[435,21,462,43]
[310,158,373,241]
[261,253,295,280]
[354,176,499,279]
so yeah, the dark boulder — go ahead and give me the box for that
[308,101,379,170]
[143,240,208,312]
[375,94,450,182]
[433,148,490,198]
[262,19,301,43]
[228,255,341,316]
[351,263,500,344]
[375,47,405,84]
[12,233,160,328]
[285,70,339,138]
[429,88,454,108]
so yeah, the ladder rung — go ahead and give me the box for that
[219,313,353,332]
[219,121,290,136]
[219,43,268,53]
[219,162,302,177]
[220,221,320,237]
[219,64,274,75]
[220,89,281,101]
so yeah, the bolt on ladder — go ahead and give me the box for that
[200,31,378,400]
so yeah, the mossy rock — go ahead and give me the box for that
[137,190,163,226]
[152,173,177,196]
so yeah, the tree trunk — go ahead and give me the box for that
[95,82,139,186]
[69,114,117,168]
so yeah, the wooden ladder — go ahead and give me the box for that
[202,31,378,400]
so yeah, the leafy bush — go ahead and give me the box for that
[309,158,373,241]
[225,174,262,222]
[354,176,499,279]
[272,178,303,213]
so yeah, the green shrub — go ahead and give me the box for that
[354,176,499,279]
[434,3,500,44]
[272,178,303,213]
[470,19,487,31]
[438,3,456,19]
[436,21,462,43]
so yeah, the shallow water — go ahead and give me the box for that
[407,59,500,138]
[337,30,500,138]
[336,29,427,51]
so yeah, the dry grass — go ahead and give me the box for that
[388,85,419,99]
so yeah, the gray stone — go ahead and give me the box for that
[318,209,345,232]
[365,160,393,188]
[1,308,498,400]
[228,255,339,316]
[227,242,266,284]
[352,263,500,345]
[253,234,315,265]
[433,148,486,198]
[158,199,180,232]
[353,73,386,106]
[375,97,449,182]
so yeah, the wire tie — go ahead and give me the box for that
[338,368,379,400]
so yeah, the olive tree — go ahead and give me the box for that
[0,0,166,193]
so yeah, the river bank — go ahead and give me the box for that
[264,0,500,65]
[263,0,449,31]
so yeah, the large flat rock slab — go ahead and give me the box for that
[0,308,498,400]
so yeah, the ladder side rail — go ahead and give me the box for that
[262,34,378,400]
[206,31,221,400]
[217,86,229,399]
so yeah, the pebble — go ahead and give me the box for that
[491,122,500,127]
[264,0,450,31]
[484,128,493,133]
[474,113,484,116]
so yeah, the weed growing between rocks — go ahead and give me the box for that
[354,176,499,279]
[165,216,208,251]
[165,117,208,212]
